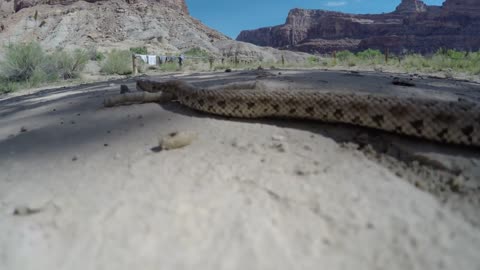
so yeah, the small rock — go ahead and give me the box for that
[72,156,78,161]
[272,135,286,141]
[20,126,27,133]
[158,131,197,151]
[225,68,232,73]
[104,144,109,147]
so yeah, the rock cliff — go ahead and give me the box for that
[12,0,189,14]
[0,0,309,63]
[236,0,480,54]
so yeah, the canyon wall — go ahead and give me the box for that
[237,0,480,54]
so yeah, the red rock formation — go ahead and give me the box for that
[237,0,480,54]
[394,0,427,13]
[13,0,189,14]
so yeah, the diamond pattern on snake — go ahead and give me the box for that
[136,79,480,147]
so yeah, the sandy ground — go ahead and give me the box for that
[0,69,480,270]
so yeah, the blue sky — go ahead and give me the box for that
[186,0,445,38]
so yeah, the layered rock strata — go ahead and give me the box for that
[237,0,480,54]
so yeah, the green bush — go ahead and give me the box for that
[130,47,148,55]
[86,46,105,61]
[101,50,132,75]
[49,49,89,79]
[357,49,385,63]
[435,48,465,60]
[307,56,319,65]
[0,78,19,93]
[95,52,105,61]
[336,50,355,62]
[0,42,45,82]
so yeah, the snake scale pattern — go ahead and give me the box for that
[137,79,480,147]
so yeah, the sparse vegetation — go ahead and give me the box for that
[49,49,89,79]
[1,42,45,82]
[2,42,479,95]
[101,50,132,75]
[0,80,20,94]
[0,42,89,93]
[95,52,105,61]
[309,48,480,77]
[356,49,383,64]
[87,46,105,61]
[183,47,210,58]
[129,47,148,55]
[307,56,319,65]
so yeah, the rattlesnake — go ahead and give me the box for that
[136,79,480,147]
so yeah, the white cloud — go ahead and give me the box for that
[325,1,347,7]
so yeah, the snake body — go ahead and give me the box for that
[137,79,480,147]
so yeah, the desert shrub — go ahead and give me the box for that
[101,50,132,75]
[307,56,319,65]
[0,42,45,82]
[467,51,480,74]
[356,49,384,65]
[0,77,19,93]
[336,50,355,62]
[184,47,209,58]
[95,52,105,61]
[130,47,148,55]
[401,54,430,71]
[435,48,466,60]
[356,49,383,60]
[86,46,105,61]
[49,49,89,79]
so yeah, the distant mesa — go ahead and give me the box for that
[236,0,480,54]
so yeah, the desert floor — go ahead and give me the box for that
[1,69,479,270]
